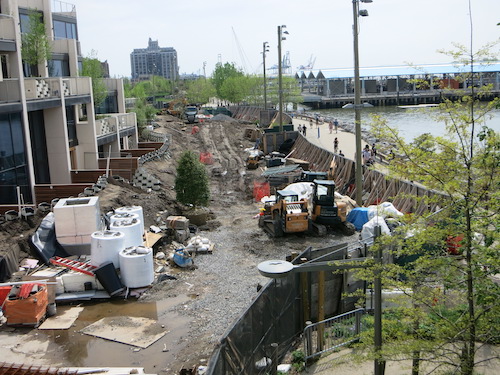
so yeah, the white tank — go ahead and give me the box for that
[115,206,145,235]
[119,246,154,288]
[109,212,140,228]
[90,230,125,268]
[109,219,143,249]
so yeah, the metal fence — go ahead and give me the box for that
[206,242,367,374]
[303,308,365,365]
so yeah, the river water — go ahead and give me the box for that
[311,105,500,142]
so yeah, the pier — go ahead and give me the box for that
[297,62,500,108]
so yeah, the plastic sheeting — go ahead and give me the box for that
[366,202,403,221]
[360,216,391,245]
[29,212,69,265]
[347,207,370,230]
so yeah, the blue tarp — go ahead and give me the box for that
[347,207,370,231]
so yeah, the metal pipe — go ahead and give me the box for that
[263,42,268,109]
[278,26,283,132]
[353,0,363,206]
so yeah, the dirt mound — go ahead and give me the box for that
[211,113,239,124]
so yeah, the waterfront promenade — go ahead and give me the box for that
[291,117,370,161]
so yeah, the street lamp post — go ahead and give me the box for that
[352,0,371,207]
[263,42,269,109]
[277,25,288,132]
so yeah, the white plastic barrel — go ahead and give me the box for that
[109,212,140,228]
[90,230,125,268]
[109,219,143,249]
[115,206,144,235]
[119,246,154,288]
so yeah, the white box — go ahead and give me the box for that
[53,197,102,245]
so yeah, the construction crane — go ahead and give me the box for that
[297,54,316,70]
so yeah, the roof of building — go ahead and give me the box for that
[296,62,500,79]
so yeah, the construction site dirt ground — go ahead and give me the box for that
[0,115,359,374]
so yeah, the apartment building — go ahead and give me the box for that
[130,38,178,82]
[0,0,139,212]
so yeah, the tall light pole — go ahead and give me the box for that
[262,42,269,109]
[352,0,371,207]
[278,25,288,132]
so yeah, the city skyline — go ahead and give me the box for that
[71,0,500,78]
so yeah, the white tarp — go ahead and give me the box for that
[361,216,391,245]
[366,202,403,221]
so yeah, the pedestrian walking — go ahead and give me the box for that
[333,137,339,153]
[303,126,307,136]
[309,118,313,129]
[297,124,302,134]
[339,150,345,157]
[334,118,339,133]
[328,121,333,134]
[371,143,378,161]
[362,144,372,165]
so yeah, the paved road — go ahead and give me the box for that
[292,117,370,161]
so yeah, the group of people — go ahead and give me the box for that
[362,143,378,165]
[328,119,339,134]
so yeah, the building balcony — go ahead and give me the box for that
[51,0,77,18]
[96,112,136,138]
[52,38,81,56]
[0,79,21,103]
[0,15,16,43]
[24,77,91,100]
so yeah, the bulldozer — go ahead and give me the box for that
[310,179,356,236]
[259,190,309,237]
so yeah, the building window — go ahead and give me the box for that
[48,59,70,77]
[53,19,77,40]
[66,106,78,148]
[0,113,32,204]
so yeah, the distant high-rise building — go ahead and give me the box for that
[130,38,179,81]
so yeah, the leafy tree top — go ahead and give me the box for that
[175,151,210,208]
[212,62,243,99]
[21,10,51,75]
[81,51,107,109]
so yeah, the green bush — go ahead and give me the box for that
[174,151,210,207]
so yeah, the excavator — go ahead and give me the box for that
[310,179,356,236]
[258,190,309,237]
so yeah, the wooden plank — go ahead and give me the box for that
[34,184,93,204]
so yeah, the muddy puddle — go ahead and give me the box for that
[36,295,191,372]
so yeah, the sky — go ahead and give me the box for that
[70,0,500,78]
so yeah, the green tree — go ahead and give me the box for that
[186,78,216,104]
[266,76,303,109]
[175,151,210,207]
[358,44,500,375]
[212,62,244,100]
[21,10,51,77]
[220,75,251,104]
[81,51,107,109]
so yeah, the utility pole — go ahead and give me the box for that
[277,25,288,132]
[263,42,269,109]
[353,0,363,206]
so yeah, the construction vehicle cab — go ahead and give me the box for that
[297,171,327,182]
[311,179,355,235]
[184,106,198,124]
[259,190,309,237]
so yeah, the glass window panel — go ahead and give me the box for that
[19,13,30,33]
[53,20,66,39]
[0,115,14,168]
[49,60,63,77]
[10,114,26,165]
